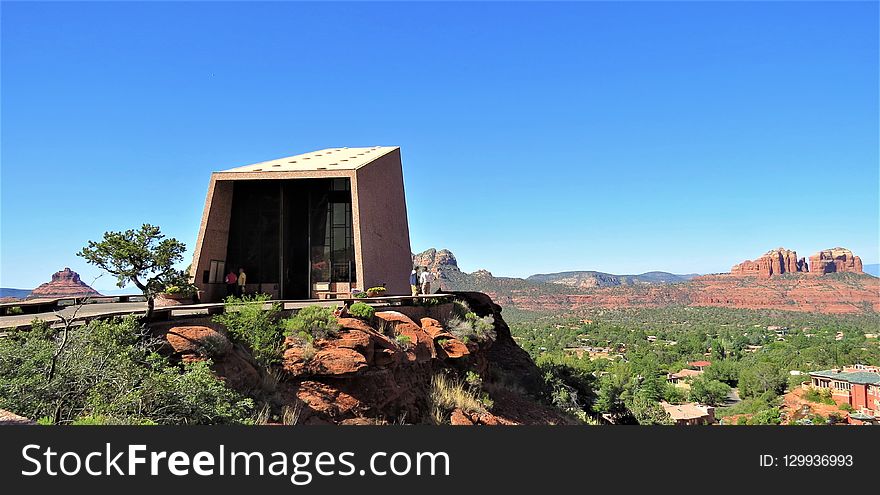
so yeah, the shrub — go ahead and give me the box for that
[450,299,472,319]
[747,407,782,425]
[348,302,375,320]
[7,306,23,315]
[0,316,253,424]
[283,305,339,343]
[163,284,197,297]
[803,387,835,405]
[366,286,386,296]
[213,294,283,367]
[465,371,482,389]
[839,402,854,412]
[395,334,412,349]
[447,312,496,343]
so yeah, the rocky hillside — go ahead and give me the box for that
[157,292,573,425]
[413,248,878,316]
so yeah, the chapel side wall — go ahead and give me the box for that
[192,177,234,302]
[352,149,412,295]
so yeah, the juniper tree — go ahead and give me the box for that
[78,224,187,320]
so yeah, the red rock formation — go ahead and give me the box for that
[162,324,260,391]
[183,292,563,425]
[412,248,459,272]
[808,248,864,275]
[473,273,879,315]
[730,248,807,278]
[28,268,101,299]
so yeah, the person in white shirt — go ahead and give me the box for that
[419,269,435,295]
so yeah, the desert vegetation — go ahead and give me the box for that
[0,316,252,424]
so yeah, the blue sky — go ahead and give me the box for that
[2,1,878,291]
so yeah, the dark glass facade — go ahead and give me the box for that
[226,178,355,299]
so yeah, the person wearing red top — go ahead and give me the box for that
[224,270,238,298]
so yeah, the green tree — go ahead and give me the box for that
[537,353,597,417]
[78,224,187,320]
[703,359,740,385]
[595,361,636,419]
[739,361,787,399]
[689,377,731,406]
[629,395,673,425]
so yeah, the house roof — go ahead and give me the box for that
[670,369,703,379]
[220,146,399,173]
[809,370,880,385]
[689,361,711,367]
[660,402,712,421]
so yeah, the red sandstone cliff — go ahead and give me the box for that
[730,248,808,278]
[28,268,101,299]
[809,248,863,275]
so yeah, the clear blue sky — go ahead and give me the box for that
[2,1,878,291]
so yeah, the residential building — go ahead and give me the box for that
[807,365,880,425]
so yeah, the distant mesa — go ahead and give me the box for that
[28,268,101,299]
[730,247,863,278]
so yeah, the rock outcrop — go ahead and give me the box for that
[0,408,35,425]
[730,248,808,278]
[160,323,261,391]
[28,268,101,299]
[412,248,459,272]
[809,248,863,275]
[162,292,567,425]
[276,294,536,424]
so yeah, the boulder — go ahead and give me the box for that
[450,408,474,425]
[165,326,232,356]
[309,347,368,376]
[375,311,419,327]
[295,381,366,421]
[437,338,470,359]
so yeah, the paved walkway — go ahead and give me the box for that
[0,299,346,330]
[0,302,149,329]
[0,294,451,330]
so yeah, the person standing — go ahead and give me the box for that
[419,268,434,295]
[237,267,247,297]
[409,268,420,296]
[225,269,238,298]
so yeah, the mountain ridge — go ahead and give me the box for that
[413,247,879,315]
